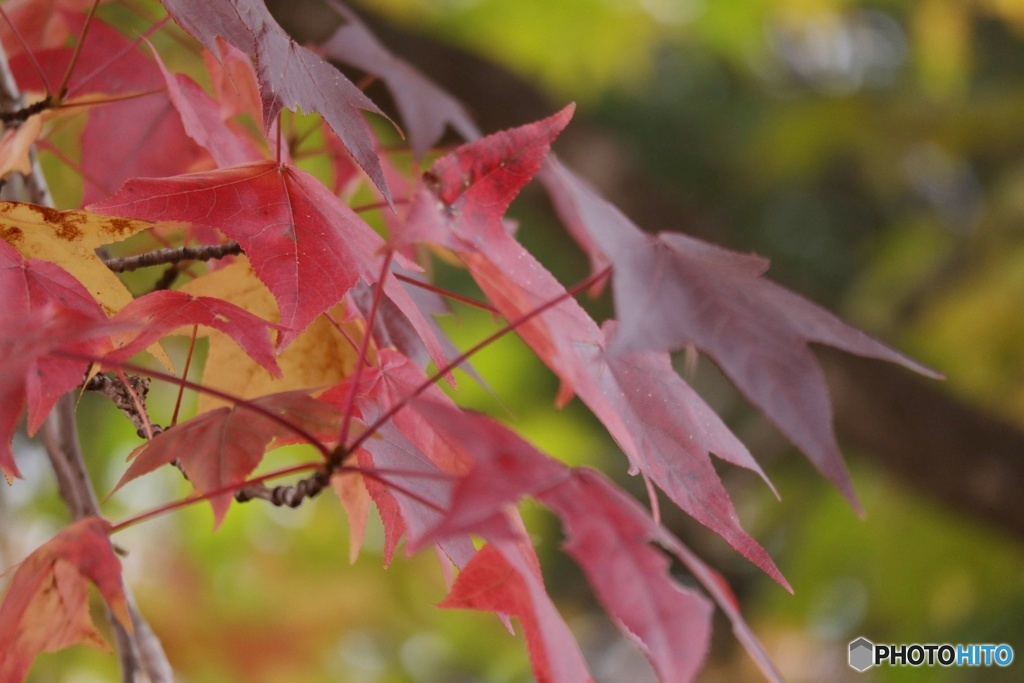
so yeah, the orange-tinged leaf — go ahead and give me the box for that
[0,517,130,682]
[0,117,41,179]
[331,471,371,564]
[439,535,592,683]
[0,201,154,316]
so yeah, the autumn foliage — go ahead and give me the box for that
[0,1,936,681]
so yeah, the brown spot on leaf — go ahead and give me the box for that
[106,217,139,237]
[0,225,23,245]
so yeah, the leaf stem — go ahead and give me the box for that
[109,462,323,533]
[338,251,393,446]
[0,4,50,96]
[56,0,101,100]
[336,265,611,466]
[170,326,199,427]
[393,273,498,314]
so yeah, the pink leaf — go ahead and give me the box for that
[542,159,941,509]
[540,471,713,683]
[151,44,264,168]
[319,1,479,160]
[160,0,392,201]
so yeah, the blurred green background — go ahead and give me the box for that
[4,0,1024,681]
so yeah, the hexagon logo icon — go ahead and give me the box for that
[849,637,875,671]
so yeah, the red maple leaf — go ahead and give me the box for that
[107,289,280,376]
[89,160,448,364]
[400,104,574,248]
[439,537,592,683]
[113,390,341,527]
[0,240,110,481]
[410,402,758,683]
[0,516,130,682]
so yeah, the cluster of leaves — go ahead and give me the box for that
[0,0,935,680]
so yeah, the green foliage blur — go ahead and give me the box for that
[4,0,1024,681]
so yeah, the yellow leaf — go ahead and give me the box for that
[181,257,365,412]
[0,200,153,316]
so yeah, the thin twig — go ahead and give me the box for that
[235,472,330,508]
[84,373,164,438]
[103,240,243,273]
[336,265,612,467]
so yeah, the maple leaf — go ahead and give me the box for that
[541,159,942,508]
[90,160,448,365]
[0,239,111,481]
[0,516,130,682]
[542,472,714,683]
[8,17,205,202]
[113,391,341,527]
[463,239,785,579]
[106,289,281,376]
[0,200,154,316]
[160,0,392,200]
[152,44,264,169]
[410,403,732,682]
[439,537,592,683]
[401,104,575,248]
[398,115,783,580]
[318,0,480,160]
[413,403,778,682]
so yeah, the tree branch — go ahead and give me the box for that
[0,38,173,683]
[84,373,164,438]
[102,240,243,273]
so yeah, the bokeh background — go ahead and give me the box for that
[3,0,1024,681]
